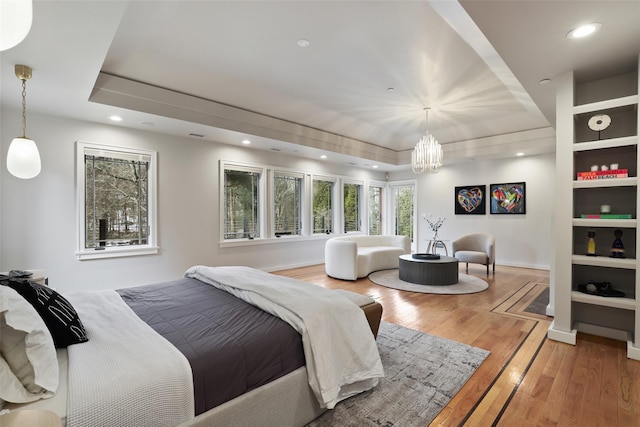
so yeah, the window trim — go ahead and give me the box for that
[311,174,337,235]
[271,169,305,238]
[342,178,364,234]
[368,180,385,235]
[220,161,267,242]
[75,141,158,260]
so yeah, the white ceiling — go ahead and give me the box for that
[1,1,639,172]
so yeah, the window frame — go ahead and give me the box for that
[220,161,266,242]
[75,141,158,260]
[368,180,385,235]
[271,169,305,238]
[342,179,364,233]
[389,179,417,251]
[311,174,337,235]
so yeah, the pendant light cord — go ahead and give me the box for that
[21,78,27,138]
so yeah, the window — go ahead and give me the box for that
[76,141,157,260]
[273,171,303,236]
[369,184,383,235]
[313,177,334,234]
[343,182,362,232]
[392,184,415,242]
[223,165,263,240]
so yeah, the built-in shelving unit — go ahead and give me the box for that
[549,56,640,360]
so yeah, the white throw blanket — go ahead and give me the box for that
[185,265,384,409]
[65,290,194,427]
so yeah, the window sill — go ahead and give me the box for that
[219,234,334,248]
[76,246,159,261]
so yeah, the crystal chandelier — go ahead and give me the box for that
[411,108,442,174]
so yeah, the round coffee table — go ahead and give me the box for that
[398,254,459,286]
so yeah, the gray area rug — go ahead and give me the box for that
[525,286,550,315]
[368,269,489,294]
[307,322,490,426]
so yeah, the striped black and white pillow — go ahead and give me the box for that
[1,278,88,348]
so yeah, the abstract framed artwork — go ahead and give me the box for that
[490,182,526,214]
[455,185,486,215]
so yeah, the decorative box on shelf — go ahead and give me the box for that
[580,214,633,219]
[577,169,629,180]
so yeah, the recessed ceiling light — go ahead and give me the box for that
[567,23,601,39]
[320,155,327,159]
[140,121,154,126]
[242,139,251,145]
[538,78,551,85]
[297,39,310,47]
[109,115,122,122]
[372,165,379,168]
[387,87,394,92]
[516,152,525,157]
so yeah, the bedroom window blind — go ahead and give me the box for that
[392,184,415,242]
[312,177,334,234]
[76,141,158,260]
[224,167,261,240]
[274,172,303,237]
[369,185,382,235]
[343,182,362,233]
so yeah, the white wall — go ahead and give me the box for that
[1,109,555,293]
[392,153,555,270]
[0,110,383,292]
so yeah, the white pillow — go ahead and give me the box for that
[0,286,59,405]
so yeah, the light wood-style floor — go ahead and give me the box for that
[274,263,640,426]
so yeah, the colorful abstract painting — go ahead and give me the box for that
[490,182,526,214]
[455,185,486,215]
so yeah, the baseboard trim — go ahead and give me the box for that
[263,259,324,273]
[547,320,577,345]
[496,261,550,271]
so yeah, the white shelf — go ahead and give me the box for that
[573,136,638,151]
[571,291,636,311]
[572,254,637,269]
[572,218,637,228]
[573,177,638,188]
[573,94,638,115]
[552,65,640,355]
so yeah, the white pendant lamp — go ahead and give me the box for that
[0,0,33,51]
[7,64,41,179]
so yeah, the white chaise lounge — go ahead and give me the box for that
[324,235,411,280]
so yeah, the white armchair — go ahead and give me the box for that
[451,233,495,275]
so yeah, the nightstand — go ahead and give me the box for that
[0,409,62,427]
[0,269,47,286]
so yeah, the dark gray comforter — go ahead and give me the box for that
[118,277,305,415]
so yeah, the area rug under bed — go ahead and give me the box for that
[307,321,490,426]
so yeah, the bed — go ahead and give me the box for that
[0,266,384,426]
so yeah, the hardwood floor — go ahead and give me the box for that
[274,264,640,426]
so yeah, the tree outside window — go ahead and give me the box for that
[77,141,157,260]
[313,179,333,233]
[369,185,382,235]
[274,173,302,236]
[85,155,149,248]
[224,169,260,239]
[394,185,414,241]
[343,182,361,232]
